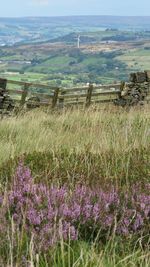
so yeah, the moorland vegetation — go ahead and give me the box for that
[0,105,149,266]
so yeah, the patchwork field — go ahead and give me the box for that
[1,27,150,86]
[117,48,150,70]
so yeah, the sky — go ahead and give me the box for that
[0,0,150,17]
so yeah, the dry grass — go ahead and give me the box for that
[0,105,149,164]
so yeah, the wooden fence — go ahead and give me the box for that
[1,78,150,109]
[2,79,122,109]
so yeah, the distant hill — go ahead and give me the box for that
[0,16,150,30]
[0,15,150,46]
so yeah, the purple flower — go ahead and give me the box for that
[0,162,149,251]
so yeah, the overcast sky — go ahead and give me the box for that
[0,0,150,17]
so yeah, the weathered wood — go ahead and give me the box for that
[61,87,88,93]
[91,99,118,103]
[90,90,120,97]
[65,100,86,105]
[8,89,53,98]
[61,84,120,93]
[7,79,57,90]
[20,84,29,106]
[59,90,67,108]
[61,93,87,98]
[85,84,93,107]
[52,87,59,108]
[65,98,116,106]
[0,78,7,90]
[65,97,84,103]
[29,92,53,99]
[92,84,120,90]
[55,89,120,99]
[7,89,23,95]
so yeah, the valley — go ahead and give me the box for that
[0,16,150,87]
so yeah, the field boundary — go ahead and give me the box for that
[1,78,150,109]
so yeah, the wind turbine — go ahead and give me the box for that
[77,35,81,49]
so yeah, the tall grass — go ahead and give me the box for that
[0,105,149,163]
[0,105,150,266]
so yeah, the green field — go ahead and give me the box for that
[1,25,150,86]
[117,48,150,70]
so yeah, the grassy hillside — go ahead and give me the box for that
[0,105,150,266]
[0,105,149,266]
[0,106,149,164]
[117,48,150,70]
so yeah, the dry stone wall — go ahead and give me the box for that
[115,71,150,106]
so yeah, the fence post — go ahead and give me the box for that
[85,83,93,107]
[0,78,7,90]
[20,83,28,106]
[59,89,66,108]
[52,87,59,109]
